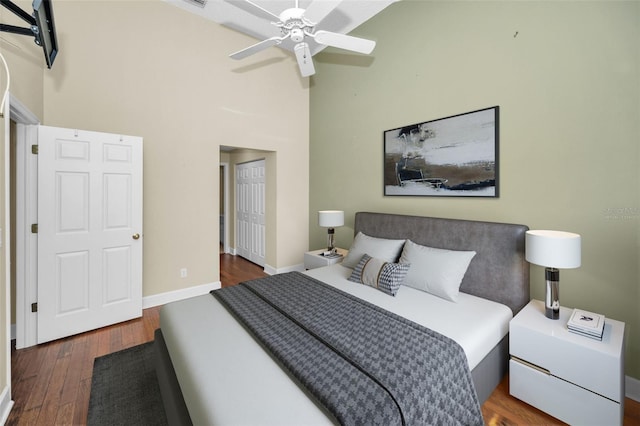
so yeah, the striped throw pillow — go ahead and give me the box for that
[348,254,410,296]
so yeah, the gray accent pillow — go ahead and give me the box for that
[399,239,476,302]
[342,232,406,269]
[348,254,410,296]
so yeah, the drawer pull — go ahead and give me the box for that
[511,356,550,375]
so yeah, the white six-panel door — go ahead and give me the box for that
[36,126,143,344]
[236,160,265,267]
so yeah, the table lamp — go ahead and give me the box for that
[318,210,344,253]
[525,230,581,319]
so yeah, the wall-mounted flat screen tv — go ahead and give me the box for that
[32,0,58,69]
[0,0,58,68]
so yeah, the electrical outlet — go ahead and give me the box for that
[180,268,187,278]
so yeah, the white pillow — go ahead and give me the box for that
[342,232,406,269]
[399,239,476,302]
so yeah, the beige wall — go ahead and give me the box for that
[0,5,309,400]
[1,0,309,401]
[41,0,309,296]
[309,1,640,379]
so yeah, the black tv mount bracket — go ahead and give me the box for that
[0,0,43,45]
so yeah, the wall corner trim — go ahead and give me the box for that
[264,263,303,275]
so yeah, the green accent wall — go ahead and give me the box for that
[310,1,640,379]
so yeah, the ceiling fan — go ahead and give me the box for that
[225,0,377,77]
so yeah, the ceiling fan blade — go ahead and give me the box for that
[302,0,342,25]
[230,37,283,60]
[313,30,376,54]
[224,0,281,21]
[294,42,316,77]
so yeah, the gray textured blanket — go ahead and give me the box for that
[211,271,483,426]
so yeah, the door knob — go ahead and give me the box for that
[132,233,140,240]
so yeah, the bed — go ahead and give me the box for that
[155,212,529,425]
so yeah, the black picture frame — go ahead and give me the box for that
[384,106,499,197]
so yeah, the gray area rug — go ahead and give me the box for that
[88,342,168,426]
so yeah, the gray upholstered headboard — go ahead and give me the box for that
[354,212,530,315]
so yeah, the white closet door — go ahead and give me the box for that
[236,160,265,266]
[236,164,250,260]
[37,126,143,344]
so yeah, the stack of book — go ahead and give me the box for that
[320,251,342,259]
[567,308,605,340]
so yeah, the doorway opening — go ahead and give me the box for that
[8,95,39,349]
[219,147,273,270]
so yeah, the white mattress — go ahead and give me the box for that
[160,264,512,425]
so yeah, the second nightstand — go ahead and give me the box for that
[304,248,348,270]
[509,299,625,426]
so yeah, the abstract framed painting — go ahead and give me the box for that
[384,106,499,197]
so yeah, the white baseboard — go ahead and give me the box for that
[264,263,304,276]
[0,385,14,426]
[141,260,304,305]
[140,262,303,306]
[263,264,276,276]
[142,281,221,309]
[9,283,224,330]
[626,375,640,402]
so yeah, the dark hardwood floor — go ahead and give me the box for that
[219,252,267,287]
[7,253,640,425]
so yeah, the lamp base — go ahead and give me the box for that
[545,267,560,320]
[326,228,335,252]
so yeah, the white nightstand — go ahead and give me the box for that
[304,248,348,270]
[509,299,625,425]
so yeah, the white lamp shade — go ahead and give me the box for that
[318,210,344,228]
[526,230,581,269]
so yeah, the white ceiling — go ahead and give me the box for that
[166,0,397,56]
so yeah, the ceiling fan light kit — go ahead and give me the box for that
[226,0,378,77]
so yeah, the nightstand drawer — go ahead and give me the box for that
[510,359,622,425]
